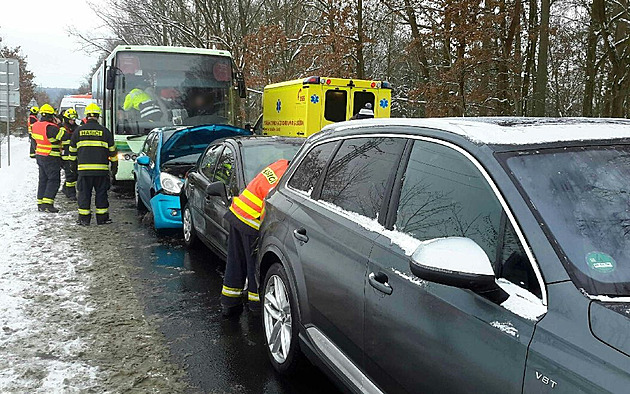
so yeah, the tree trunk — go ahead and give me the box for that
[403,0,429,81]
[521,0,538,116]
[582,4,597,117]
[532,0,550,116]
[356,0,365,79]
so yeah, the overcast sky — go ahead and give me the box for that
[2,0,104,88]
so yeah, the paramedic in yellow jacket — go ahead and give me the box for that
[123,88,163,122]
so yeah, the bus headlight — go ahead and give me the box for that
[160,172,184,195]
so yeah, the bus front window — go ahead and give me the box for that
[115,52,234,135]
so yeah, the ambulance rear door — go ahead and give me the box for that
[348,80,391,119]
[321,85,352,129]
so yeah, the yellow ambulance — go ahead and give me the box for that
[260,76,391,137]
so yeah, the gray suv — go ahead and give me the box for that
[256,118,630,393]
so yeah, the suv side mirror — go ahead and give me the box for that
[205,181,228,204]
[409,237,508,303]
[136,155,150,166]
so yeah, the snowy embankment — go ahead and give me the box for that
[0,139,189,393]
[0,138,101,391]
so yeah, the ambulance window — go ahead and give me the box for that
[353,91,375,116]
[325,90,347,122]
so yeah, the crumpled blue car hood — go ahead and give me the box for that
[160,124,250,164]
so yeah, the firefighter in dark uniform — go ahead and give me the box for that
[60,108,79,200]
[221,159,289,317]
[31,104,65,213]
[68,103,118,226]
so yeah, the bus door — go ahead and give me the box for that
[322,86,351,128]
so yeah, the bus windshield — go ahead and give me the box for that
[115,51,234,135]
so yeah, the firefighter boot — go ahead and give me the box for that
[40,203,59,213]
[77,214,91,226]
[248,302,261,317]
[221,303,243,318]
[96,213,112,225]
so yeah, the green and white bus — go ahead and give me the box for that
[91,45,246,182]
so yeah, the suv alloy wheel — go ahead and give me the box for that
[262,263,302,374]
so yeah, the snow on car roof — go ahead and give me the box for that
[324,117,630,145]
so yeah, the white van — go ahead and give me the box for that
[59,94,97,122]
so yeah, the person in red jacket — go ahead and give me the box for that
[221,159,289,317]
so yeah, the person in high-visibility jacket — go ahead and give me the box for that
[123,88,162,122]
[60,108,79,200]
[221,159,289,317]
[32,104,65,213]
[28,106,39,158]
[68,103,118,226]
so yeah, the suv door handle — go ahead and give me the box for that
[293,228,309,243]
[368,271,393,295]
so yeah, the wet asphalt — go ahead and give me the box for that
[110,187,340,393]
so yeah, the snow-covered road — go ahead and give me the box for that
[0,138,100,391]
[0,139,187,393]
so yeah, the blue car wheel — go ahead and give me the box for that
[135,181,148,213]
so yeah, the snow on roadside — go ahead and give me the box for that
[0,139,101,392]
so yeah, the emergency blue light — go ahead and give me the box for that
[303,76,321,84]
[381,81,392,89]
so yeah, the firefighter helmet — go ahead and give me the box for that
[30,106,39,114]
[39,104,55,115]
[85,103,102,117]
[63,108,78,119]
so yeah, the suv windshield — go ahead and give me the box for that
[241,141,302,182]
[505,145,630,297]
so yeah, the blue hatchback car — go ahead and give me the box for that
[133,124,250,230]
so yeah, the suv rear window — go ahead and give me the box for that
[319,137,405,219]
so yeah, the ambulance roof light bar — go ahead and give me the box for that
[303,76,322,84]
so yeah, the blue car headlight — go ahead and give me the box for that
[160,172,184,195]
